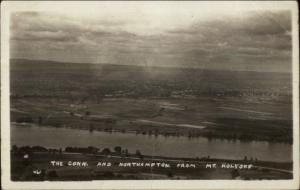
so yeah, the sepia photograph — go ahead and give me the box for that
[1,1,299,189]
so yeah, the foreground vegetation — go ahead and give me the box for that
[11,145,293,181]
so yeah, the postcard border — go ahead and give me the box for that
[1,1,299,189]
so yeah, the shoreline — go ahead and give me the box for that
[10,146,293,181]
[11,121,293,145]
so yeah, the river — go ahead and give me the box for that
[11,123,292,162]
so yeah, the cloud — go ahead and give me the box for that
[10,10,292,72]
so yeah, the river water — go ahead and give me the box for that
[11,123,292,162]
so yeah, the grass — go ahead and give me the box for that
[11,149,292,181]
[11,96,292,143]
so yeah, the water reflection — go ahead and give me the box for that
[11,123,292,162]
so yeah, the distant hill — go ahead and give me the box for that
[10,58,292,73]
[10,58,292,100]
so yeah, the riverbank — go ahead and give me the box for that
[11,123,292,162]
[11,97,293,143]
[11,145,293,181]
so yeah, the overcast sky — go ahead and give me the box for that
[9,2,292,72]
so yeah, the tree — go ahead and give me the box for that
[89,124,94,132]
[16,116,33,123]
[38,116,43,124]
[124,149,129,156]
[11,145,18,153]
[102,148,111,155]
[135,150,143,159]
[114,146,122,154]
[87,146,99,154]
[65,147,72,152]
[135,150,141,156]
[31,146,47,152]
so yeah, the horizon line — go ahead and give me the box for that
[10,58,292,74]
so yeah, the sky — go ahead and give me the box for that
[9,2,293,72]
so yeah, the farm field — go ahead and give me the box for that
[10,59,293,143]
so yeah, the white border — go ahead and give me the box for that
[1,1,299,189]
